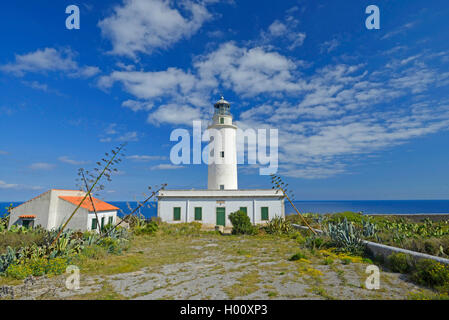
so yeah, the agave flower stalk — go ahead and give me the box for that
[270,174,317,235]
[101,183,167,238]
[51,144,126,246]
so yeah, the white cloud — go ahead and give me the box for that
[320,39,340,54]
[0,48,100,78]
[0,180,18,189]
[148,103,202,126]
[98,39,449,179]
[381,22,416,40]
[0,180,43,190]
[29,162,55,170]
[260,11,306,50]
[99,68,196,99]
[118,131,139,142]
[127,155,167,162]
[122,100,154,112]
[150,164,185,170]
[194,42,303,96]
[58,156,88,165]
[98,0,212,58]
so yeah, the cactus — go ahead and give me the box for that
[325,218,366,253]
[0,247,16,274]
[265,216,292,235]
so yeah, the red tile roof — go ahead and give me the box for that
[19,215,36,219]
[59,196,119,212]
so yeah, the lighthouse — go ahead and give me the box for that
[157,96,284,227]
[207,97,238,190]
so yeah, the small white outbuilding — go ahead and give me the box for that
[8,189,118,232]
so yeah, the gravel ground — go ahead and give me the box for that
[0,235,434,300]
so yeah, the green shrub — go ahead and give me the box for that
[305,235,328,250]
[412,259,449,288]
[80,245,108,260]
[265,217,292,235]
[160,222,202,236]
[229,211,257,235]
[388,253,414,274]
[133,221,158,235]
[325,218,366,254]
[99,237,124,254]
[289,251,307,261]
[6,263,32,279]
[7,257,68,279]
[44,257,68,275]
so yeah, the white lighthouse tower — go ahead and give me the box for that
[207,96,238,190]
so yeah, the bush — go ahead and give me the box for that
[289,251,307,261]
[388,253,413,273]
[412,259,449,288]
[133,221,158,235]
[325,218,366,254]
[5,257,68,279]
[229,211,257,235]
[6,263,32,280]
[265,217,292,235]
[80,245,108,260]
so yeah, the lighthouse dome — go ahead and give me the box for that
[214,96,231,115]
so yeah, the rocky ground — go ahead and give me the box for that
[0,234,435,300]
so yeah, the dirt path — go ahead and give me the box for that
[1,235,434,300]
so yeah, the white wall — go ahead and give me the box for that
[87,211,117,232]
[8,191,52,229]
[9,189,117,232]
[48,190,85,229]
[158,197,284,226]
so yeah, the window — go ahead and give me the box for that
[220,151,225,158]
[22,220,32,228]
[108,216,113,225]
[220,185,225,190]
[194,207,202,221]
[173,207,181,221]
[91,218,98,230]
[101,217,105,229]
[240,207,248,215]
[220,117,224,124]
[261,207,269,221]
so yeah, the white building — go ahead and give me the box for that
[158,97,285,227]
[8,189,118,231]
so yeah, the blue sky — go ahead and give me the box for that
[1,0,449,201]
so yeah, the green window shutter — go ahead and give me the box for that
[240,207,247,215]
[220,117,224,124]
[261,207,269,221]
[174,207,181,221]
[101,217,105,229]
[194,207,202,221]
[108,216,113,225]
[92,218,97,230]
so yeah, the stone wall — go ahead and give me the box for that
[292,224,449,265]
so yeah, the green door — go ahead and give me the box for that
[173,207,181,221]
[261,207,269,221]
[216,207,226,226]
[194,207,202,221]
[240,207,248,215]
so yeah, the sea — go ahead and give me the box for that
[2,200,449,218]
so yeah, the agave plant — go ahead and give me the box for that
[0,247,16,274]
[265,216,293,235]
[325,218,366,253]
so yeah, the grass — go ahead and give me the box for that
[223,271,261,299]
[0,222,440,300]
